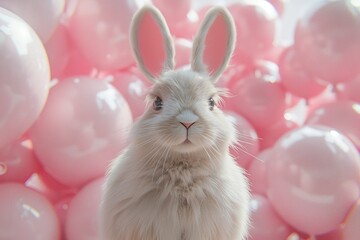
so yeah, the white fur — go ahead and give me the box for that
[101,6,251,240]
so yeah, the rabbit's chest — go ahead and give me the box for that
[153,160,217,211]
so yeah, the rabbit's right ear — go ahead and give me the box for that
[130,5,175,82]
[191,7,236,83]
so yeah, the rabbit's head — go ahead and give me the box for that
[130,5,237,154]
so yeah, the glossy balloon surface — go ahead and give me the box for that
[68,0,137,71]
[343,199,360,240]
[0,183,60,240]
[306,101,360,149]
[0,8,50,149]
[279,46,326,99]
[30,77,133,187]
[249,194,292,240]
[294,0,360,84]
[65,178,103,240]
[0,0,65,42]
[267,125,360,235]
[0,139,38,183]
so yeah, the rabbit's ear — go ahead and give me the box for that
[130,5,175,82]
[191,7,236,83]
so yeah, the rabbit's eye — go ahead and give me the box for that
[209,97,215,111]
[153,96,163,111]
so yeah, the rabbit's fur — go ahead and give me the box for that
[101,5,251,240]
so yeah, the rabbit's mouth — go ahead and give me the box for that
[182,139,192,144]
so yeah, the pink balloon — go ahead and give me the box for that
[306,87,337,114]
[54,195,74,239]
[0,8,50,149]
[62,43,94,78]
[0,0,65,42]
[220,64,251,89]
[262,44,285,64]
[266,0,286,15]
[286,232,311,240]
[267,125,360,235]
[227,61,287,131]
[0,139,39,183]
[315,228,344,240]
[257,117,299,150]
[279,46,327,99]
[0,183,60,239]
[248,150,271,196]
[68,0,137,71]
[174,38,192,68]
[111,72,148,119]
[26,172,77,203]
[249,194,293,240]
[294,0,360,84]
[45,23,70,79]
[65,178,103,240]
[226,111,259,169]
[170,11,200,39]
[229,0,278,64]
[151,0,198,39]
[343,199,360,240]
[336,75,360,103]
[29,77,133,187]
[152,0,191,25]
[306,101,360,149]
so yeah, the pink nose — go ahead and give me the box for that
[180,122,196,129]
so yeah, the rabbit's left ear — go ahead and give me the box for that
[130,5,175,82]
[191,7,236,83]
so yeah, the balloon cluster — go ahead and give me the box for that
[0,0,359,239]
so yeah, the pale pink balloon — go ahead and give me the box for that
[68,0,137,71]
[263,44,285,64]
[343,199,360,240]
[315,228,344,240]
[62,43,94,78]
[0,183,60,239]
[0,139,39,183]
[220,65,250,90]
[266,0,286,15]
[249,194,293,240]
[152,0,199,39]
[0,0,65,42]
[286,232,311,240]
[306,87,337,114]
[294,0,360,84]
[257,117,299,150]
[170,11,200,39]
[306,101,360,149]
[336,75,360,103]
[29,77,133,187]
[248,150,271,196]
[279,46,327,99]
[0,8,50,149]
[267,125,360,235]
[45,23,70,79]
[26,172,77,204]
[229,0,278,64]
[111,72,148,119]
[226,111,259,169]
[227,61,287,131]
[65,178,103,240]
[54,195,74,239]
[174,38,192,68]
[152,0,191,25]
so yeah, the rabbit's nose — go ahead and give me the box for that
[180,122,196,129]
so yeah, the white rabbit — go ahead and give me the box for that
[101,5,251,240]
